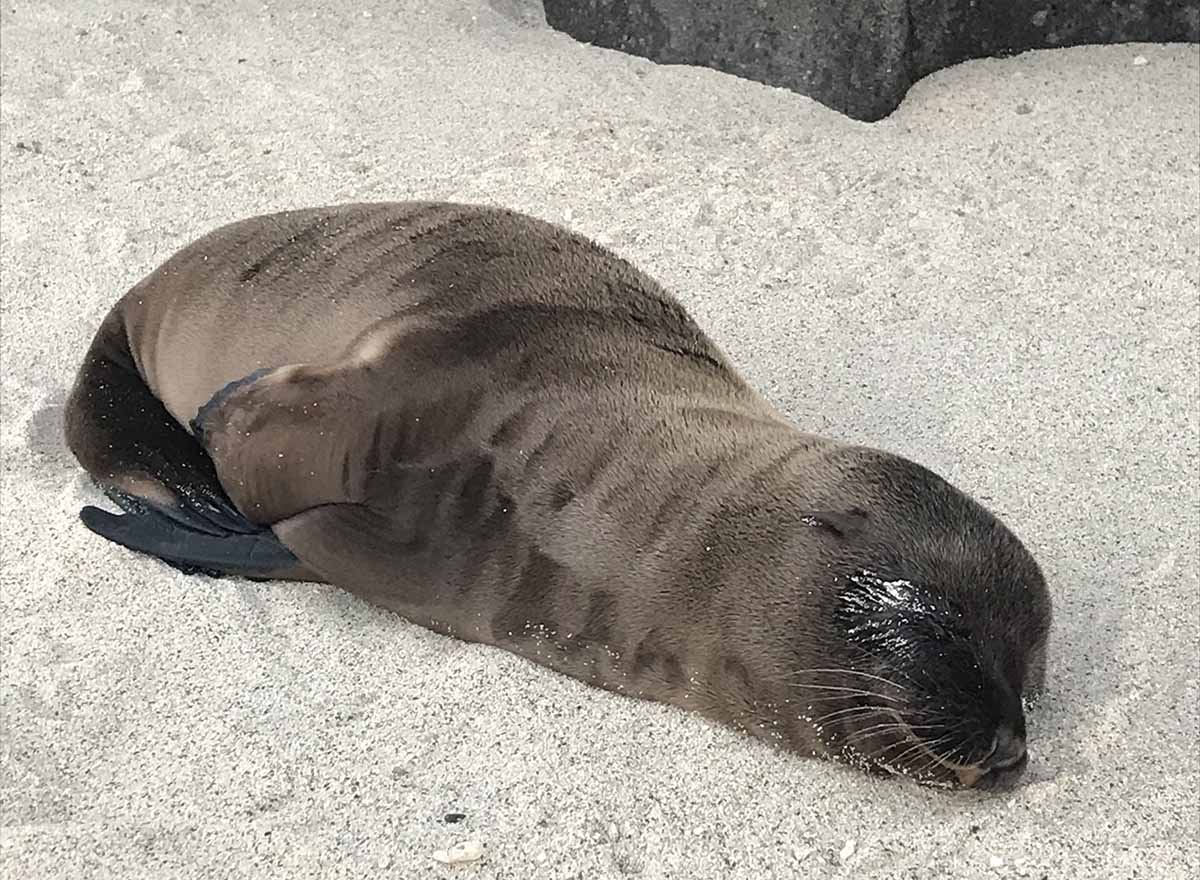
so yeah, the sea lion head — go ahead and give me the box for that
[791,449,1052,790]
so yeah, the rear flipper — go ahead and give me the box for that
[81,494,302,580]
[64,308,313,580]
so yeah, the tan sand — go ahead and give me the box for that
[1,2,1197,877]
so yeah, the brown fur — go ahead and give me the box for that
[64,202,1052,788]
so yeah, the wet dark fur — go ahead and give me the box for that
[64,201,1053,788]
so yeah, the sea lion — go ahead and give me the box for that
[63,201,1052,789]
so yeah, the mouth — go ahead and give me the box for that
[878,723,1031,790]
[969,748,1030,790]
[948,736,1030,790]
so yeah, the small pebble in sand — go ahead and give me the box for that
[444,812,466,824]
[432,839,483,865]
[1132,55,1148,66]
[839,839,856,863]
[989,854,1005,869]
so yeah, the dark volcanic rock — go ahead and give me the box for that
[542,0,1200,121]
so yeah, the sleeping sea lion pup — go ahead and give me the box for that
[63,201,1053,789]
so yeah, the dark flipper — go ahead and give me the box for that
[100,484,258,538]
[80,500,301,580]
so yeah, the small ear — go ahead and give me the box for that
[799,508,868,540]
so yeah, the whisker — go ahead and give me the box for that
[883,732,959,767]
[924,744,965,775]
[908,729,980,779]
[811,701,888,720]
[790,684,902,702]
[940,740,979,766]
[822,663,921,690]
[811,704,888,725]
[881,741,933,767]
[844,721,915,741]
[797,694,882,705]
[844,716,944,744]
[788,668,911,691]
[908,755,944,781]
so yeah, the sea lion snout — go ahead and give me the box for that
[958,739,1030,790]
[985,726,1027,772]
[965,725,1030,789]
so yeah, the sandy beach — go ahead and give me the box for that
[2,2,1197,877]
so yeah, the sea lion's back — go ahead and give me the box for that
[120,201,732,422]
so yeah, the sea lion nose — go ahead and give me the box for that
[985,726,1027,772]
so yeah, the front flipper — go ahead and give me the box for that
[186,346,513,600]
[191,362,373,525]
[272,503,408,597]
[266,449,521,613]
[269,498,496,615]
